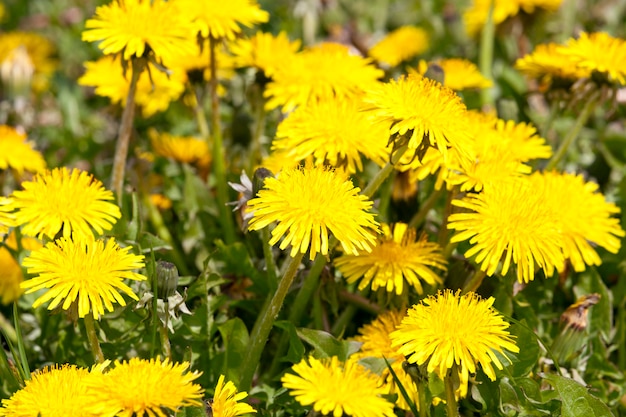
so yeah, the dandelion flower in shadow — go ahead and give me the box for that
[6,167,121,239]
[390,290,519,398]
[0,125,46,175]
[82,0,197,62]
[282,356,396,417]
[369,26,429,67]
[246,166,379,260]
[0,232,41,305]
[335,223,446,295]
[211,374,255,417]
[21,234,146,319]
[0,364,105,417]
[87,357,203,417]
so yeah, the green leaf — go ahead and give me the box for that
[542,374,614,417]
[217,318,249,383]
[508,320,540,377]
[274,321,305,365]
[137,233,172,252]
[296,328,354,361]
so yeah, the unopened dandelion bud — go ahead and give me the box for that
[156,260,179,300]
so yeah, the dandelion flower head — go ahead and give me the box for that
[363,74,474,163]
[515,42,588,87]
[390,290,519,398]
[246,166,380,260]
[211,374,256,417]
[150,129,210,168]
[352,310,419,410]
[282,356,396,417]
[178,0,269,40]
[369,26,429,67]
[559,32,626,85]
[265,43,383,112]
[230,31,301,78]
[82,0,197,62]
[415,58,492,90]
[0,364,103,417]
[273,97,390,174]
[0,232,41,305]
[5,167,121,239]
[0,125,46,175]
[335,223,446,295]
[21,234,146,319]
[87,357,204,417]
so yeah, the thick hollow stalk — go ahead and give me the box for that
[83,314,105,364]
[110,58,143,203]
[444,373,459,417]
[479,0,495,110]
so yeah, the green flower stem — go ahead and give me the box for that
[444,372,459,417]
[12,303,30,379]
[462,269,487,294]
[541,99,561,139]
[209,35,236,244]
[110,58,143,203]
[260,227,278,293]
[239,251,305,391]
[417,379,428,417]
[83,314,105,364]
[479,0,495,110]
[331,305,357,337]
[361,144,409,198]
[409,186,445,229]
[545,93,600,171]
[194,86,210,140]
[438,187,456,247]
[249,83,267,171]
[159,304,172,360]
[0,311,17,344]
[618,298,626,370]
[338,290,381,315]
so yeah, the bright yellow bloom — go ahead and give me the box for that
[390,290,519,398]
[0,364,104,417]
[178,0,269,40]
[448,176,565,283]
[335,223,446,295]
[416,58,492,90]
[82,0,197,62]
[265,43,383,112]
[150,129,210,167]
[464,0,562,36]
[211,374,256,417]
[559,32,626,85]
[282,356,396,417]
[273,97,390,174]
[352,310,418,410]
[5,167,121,239]
[87,357,204,417]
[246,166,380,260]
[539,171,625,272]
[0,31,56,92]
[150,193,173,210]
[0,197,15,235]
[0,125,46,175]
[363,74,474,163]
[515,43,589,85]
[369,26,429,67]
[0,232,41,305]
[79,56,187,117]
[230,31,301,77]
[21,234,146,319]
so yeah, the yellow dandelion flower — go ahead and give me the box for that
[87,357,204,417]
[265,43,383,112]
[352,310,418,410]
[515,43,590,86]
[448,176,565,283]
[150,193,173,210]
[82,0,197,62]
[519,0,563,13]
[259,150,301,174]
[162,39,236,83]
[336,223,446,295]
[415,58,492,90]
[211,374,255,417]
[448,114,551,192]
[5,167,121,240]
[149,129,211,167]
[0,364,104,417]
[559,32,626,85]
[369,26,429,67]
[0,125,46,175]
[538,171,625,272]
[246,166,380,260]
[0,31,56,92]
[363,74,474,163]
[0,197,15,235]
[282,356,396,417]
[463,0,520,37]
[273,97,390,174]
[21,234,146,319]
[79,56,187,118]
[178,0,269,40]
[390,290,519,398]
[230,31,301,78]
[0,232,41,305]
